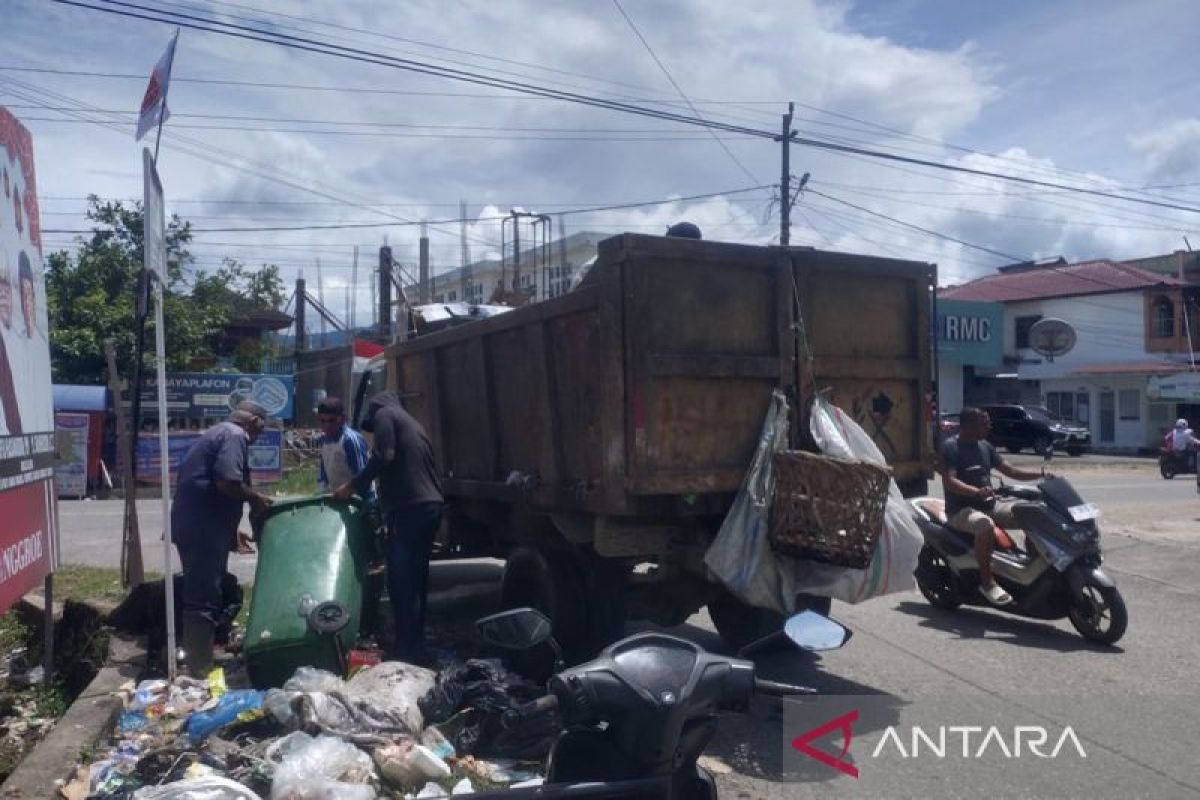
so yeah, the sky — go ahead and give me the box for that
[3,0,1199,317]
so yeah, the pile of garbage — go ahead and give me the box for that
[62,659,553,800]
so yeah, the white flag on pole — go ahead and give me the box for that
[135,29,180,141]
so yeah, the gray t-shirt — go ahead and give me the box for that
[171,421,250,549]
[942,436,1000,514]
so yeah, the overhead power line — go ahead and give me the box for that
[42,184,773,234]
[804,188,1029,262]
[611,0,759,184]
[47,0,1200,217]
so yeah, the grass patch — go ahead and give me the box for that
[272,462,319,498]
[47,565,162,605]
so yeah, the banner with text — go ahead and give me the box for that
[123,372,294,421]
[136,428,284,485]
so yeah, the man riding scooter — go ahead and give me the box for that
[1161,418,1199,478]
[941,407,1045,606]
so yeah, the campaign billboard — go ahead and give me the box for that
[124,372,294,421]
[54,412,89,499]
[0,107,59,611]
[136,428,284,485]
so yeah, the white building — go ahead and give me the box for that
[941,259,1196,453]
[405,231,606,305]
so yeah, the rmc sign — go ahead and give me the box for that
[937,299,1003,367]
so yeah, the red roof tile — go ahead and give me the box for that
[939,260,1188,302]
[1070,361,1181,376]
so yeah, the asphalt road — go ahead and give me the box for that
[56,461,1200,798]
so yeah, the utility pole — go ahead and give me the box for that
[106,339,143,588]
[511,211,521,293]
[419,221,431,304]
[350,245,359,331]
[294,275,307,354]
[378,245,393,341]
[779,101,794,246]
[557,214,569,298]
[316,258,327,348]
[459,200,472,301]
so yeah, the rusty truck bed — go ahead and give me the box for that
[388,234,935,517]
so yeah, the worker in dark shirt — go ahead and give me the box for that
[941,407,1044,606]
[171,401,274,676]
[334,391,443,661]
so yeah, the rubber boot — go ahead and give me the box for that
[181,611,215,678]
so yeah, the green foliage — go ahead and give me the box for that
[46,197,286,384]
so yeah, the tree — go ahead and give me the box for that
[46,197,285,384]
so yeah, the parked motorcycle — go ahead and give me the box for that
[469,607,851,800]
[910,477,1127,645]
[1159,447,1196,479]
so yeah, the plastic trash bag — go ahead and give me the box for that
[346,662,436,734]
[132,776,262,800]
[270,733,376,800]
[186,690,265,743]
[420,660,556,760]
[704,391,924,609]
[805,396,924,601]
[703,390,798,613]
[282,667,345,695]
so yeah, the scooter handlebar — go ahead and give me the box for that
[501,693,560,729]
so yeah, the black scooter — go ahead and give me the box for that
[1159,446,1196,479]
[469,607,851,800]
[910,476,1127,645]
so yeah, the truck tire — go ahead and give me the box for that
[501,545,589,661]
[501,544,625,663]
[708,591,832,650]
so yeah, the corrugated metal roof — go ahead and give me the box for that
[940,260,1188,303]
[53,384,108,412]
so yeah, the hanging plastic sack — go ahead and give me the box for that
[802,395,924,601]
[703,390,799,614]
[705,391,925,608]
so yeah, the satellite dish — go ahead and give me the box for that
[1029,318,1076,361]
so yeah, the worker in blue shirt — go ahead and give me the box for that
[316,396,374,508]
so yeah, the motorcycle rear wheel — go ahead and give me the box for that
[1160,459,1177,479]
[916,546,961,610]
[1068,583,1128,645]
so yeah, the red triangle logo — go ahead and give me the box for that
[791,709,859,778]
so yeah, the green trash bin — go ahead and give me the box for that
[244,496,375,689]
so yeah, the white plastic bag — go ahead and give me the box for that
[805,396,924,601]
[133,777,261,800]
[270,733,376,800]
[704,392,924,608]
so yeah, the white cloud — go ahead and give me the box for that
[1130,119,1200,184]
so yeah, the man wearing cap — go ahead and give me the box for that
[171,401,274,675]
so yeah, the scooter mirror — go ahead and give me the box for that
[476,607,553,651]
[784,610,852,651]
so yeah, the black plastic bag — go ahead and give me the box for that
[419,659,558,759]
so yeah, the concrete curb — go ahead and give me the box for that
[0,633,144,799]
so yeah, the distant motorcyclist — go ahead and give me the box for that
[1170,419,1199,453]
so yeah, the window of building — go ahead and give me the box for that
[1045,391,1075,422]
[448,291,457,301]
[1015,315,1042,349]
[1119,389,1140,421]
[1153,296,1175,338]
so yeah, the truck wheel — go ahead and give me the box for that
[708,591,832,650]
[501,545,589,661]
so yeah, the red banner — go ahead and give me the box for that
[0,479,56,612]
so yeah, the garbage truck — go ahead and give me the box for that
[358,234,936,654]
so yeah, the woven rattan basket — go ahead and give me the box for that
[768,449,892,568]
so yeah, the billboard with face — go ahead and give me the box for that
[0,107,59,611]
